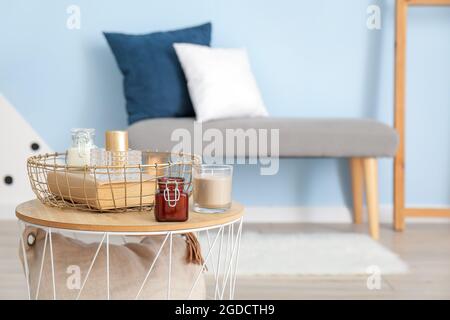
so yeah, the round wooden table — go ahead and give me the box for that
[16,199,244,300]
[16,199,244,233]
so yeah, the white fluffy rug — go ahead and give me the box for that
[235,232,408,275]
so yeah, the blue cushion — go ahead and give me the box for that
[104,23,211,124]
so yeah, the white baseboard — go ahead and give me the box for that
[244,205,450,224]
[1,201,448,224]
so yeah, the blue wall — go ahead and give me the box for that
[1,0,449,207]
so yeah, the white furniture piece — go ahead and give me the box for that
[16,199,244,300]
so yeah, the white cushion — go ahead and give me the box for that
[173,43,268,122]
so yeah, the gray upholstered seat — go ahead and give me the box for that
[128,117,398,158]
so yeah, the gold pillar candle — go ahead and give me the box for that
[105,130,129,168]
[105,130,128,152]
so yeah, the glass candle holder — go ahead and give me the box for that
[193,165,233,213]
[90,149,142,181]
[66,128,96,167]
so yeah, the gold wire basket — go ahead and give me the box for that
[27,151,201,213]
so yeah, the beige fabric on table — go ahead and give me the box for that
[19,227,206,300]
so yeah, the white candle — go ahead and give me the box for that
[67,147,91,166]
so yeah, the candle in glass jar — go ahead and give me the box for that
[193,165,233,213]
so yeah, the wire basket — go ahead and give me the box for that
[27,151,201,213]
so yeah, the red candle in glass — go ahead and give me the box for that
[154,177,189,222]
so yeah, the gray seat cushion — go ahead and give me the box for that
[128,117,398,157]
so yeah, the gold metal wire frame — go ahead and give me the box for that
[27,151,201,213]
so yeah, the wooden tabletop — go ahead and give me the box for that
[16,199,244,233]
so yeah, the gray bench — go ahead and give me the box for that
[129,117,399,239]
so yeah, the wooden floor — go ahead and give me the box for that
[1,221,449,300]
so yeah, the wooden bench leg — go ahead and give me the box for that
[349,157,364,224]
[363,157,380,240]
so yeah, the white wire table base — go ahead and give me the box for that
[18,217,243,300]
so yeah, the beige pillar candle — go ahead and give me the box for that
[193,175,232,209]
